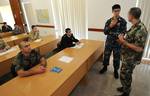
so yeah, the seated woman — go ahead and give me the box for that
[0,39,10,53]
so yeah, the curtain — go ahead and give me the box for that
[50,0,87,39]
[138,0,150,59]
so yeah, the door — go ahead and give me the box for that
[9,0,26,33]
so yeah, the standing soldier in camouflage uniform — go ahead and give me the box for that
[100,4,127,79]
[0,39,10,53]
[117,7,148,96]
[29,25,41,41]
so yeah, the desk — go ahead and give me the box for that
[0,46,20,77]
[0,39,104,96]
[2,33,29,47]
[0,32,13,38]
[0,35,58,77]
[30,36,59,56]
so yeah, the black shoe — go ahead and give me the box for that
[117,87,124,93]
[99,66,107,74]
[114,70,119,79]
[116,93,129,96]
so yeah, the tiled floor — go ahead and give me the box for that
[70,61,150,96]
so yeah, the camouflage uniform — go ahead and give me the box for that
[13,49,42,72]
[13,25,22,35]
[0,39,10,52]
[120,21,148,94]
[29,31,40,41]
[103,17,127,70]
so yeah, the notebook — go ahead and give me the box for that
[51,67,62,73]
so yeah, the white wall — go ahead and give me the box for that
[0,13,2,22]
[21,0,55,36]
[21,0,137,39]
[87,0,137,41]
[29,0,54,25]
[0,0,9,6]
[0,0,15,28]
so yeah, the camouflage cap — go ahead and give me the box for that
[19,41,30,49]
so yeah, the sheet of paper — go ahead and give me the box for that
[58,56,74,63]
[11,36,18,39]
[34,39,42,42]
[0,47,17,56]
[72,43,84,49]
[24,33,27,36]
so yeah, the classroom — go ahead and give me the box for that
[0,0,150,96]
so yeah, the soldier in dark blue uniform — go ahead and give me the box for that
[2,22,12,32]
[46,28,80,58]
[58,28,80,50]
[99,4,127,79]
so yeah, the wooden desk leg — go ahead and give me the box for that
[39,40,58,56]
[0,59,13,77]
[7,41,15,47]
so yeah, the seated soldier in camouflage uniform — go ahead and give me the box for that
[29,25,41,41]
[117,7,148,96]
[13,41,47,77]
[0,39,10,53]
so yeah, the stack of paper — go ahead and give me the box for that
[72,43,84,49]
[0,47,17,56]
[11,36,18,39]
[34,39,42,42]
[59,56,74,63]
[24,33,27,36]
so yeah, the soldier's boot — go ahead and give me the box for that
[99,65,107,74]
[116,92,129,96]
[117,87,124,93]
[114,70,119,79]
